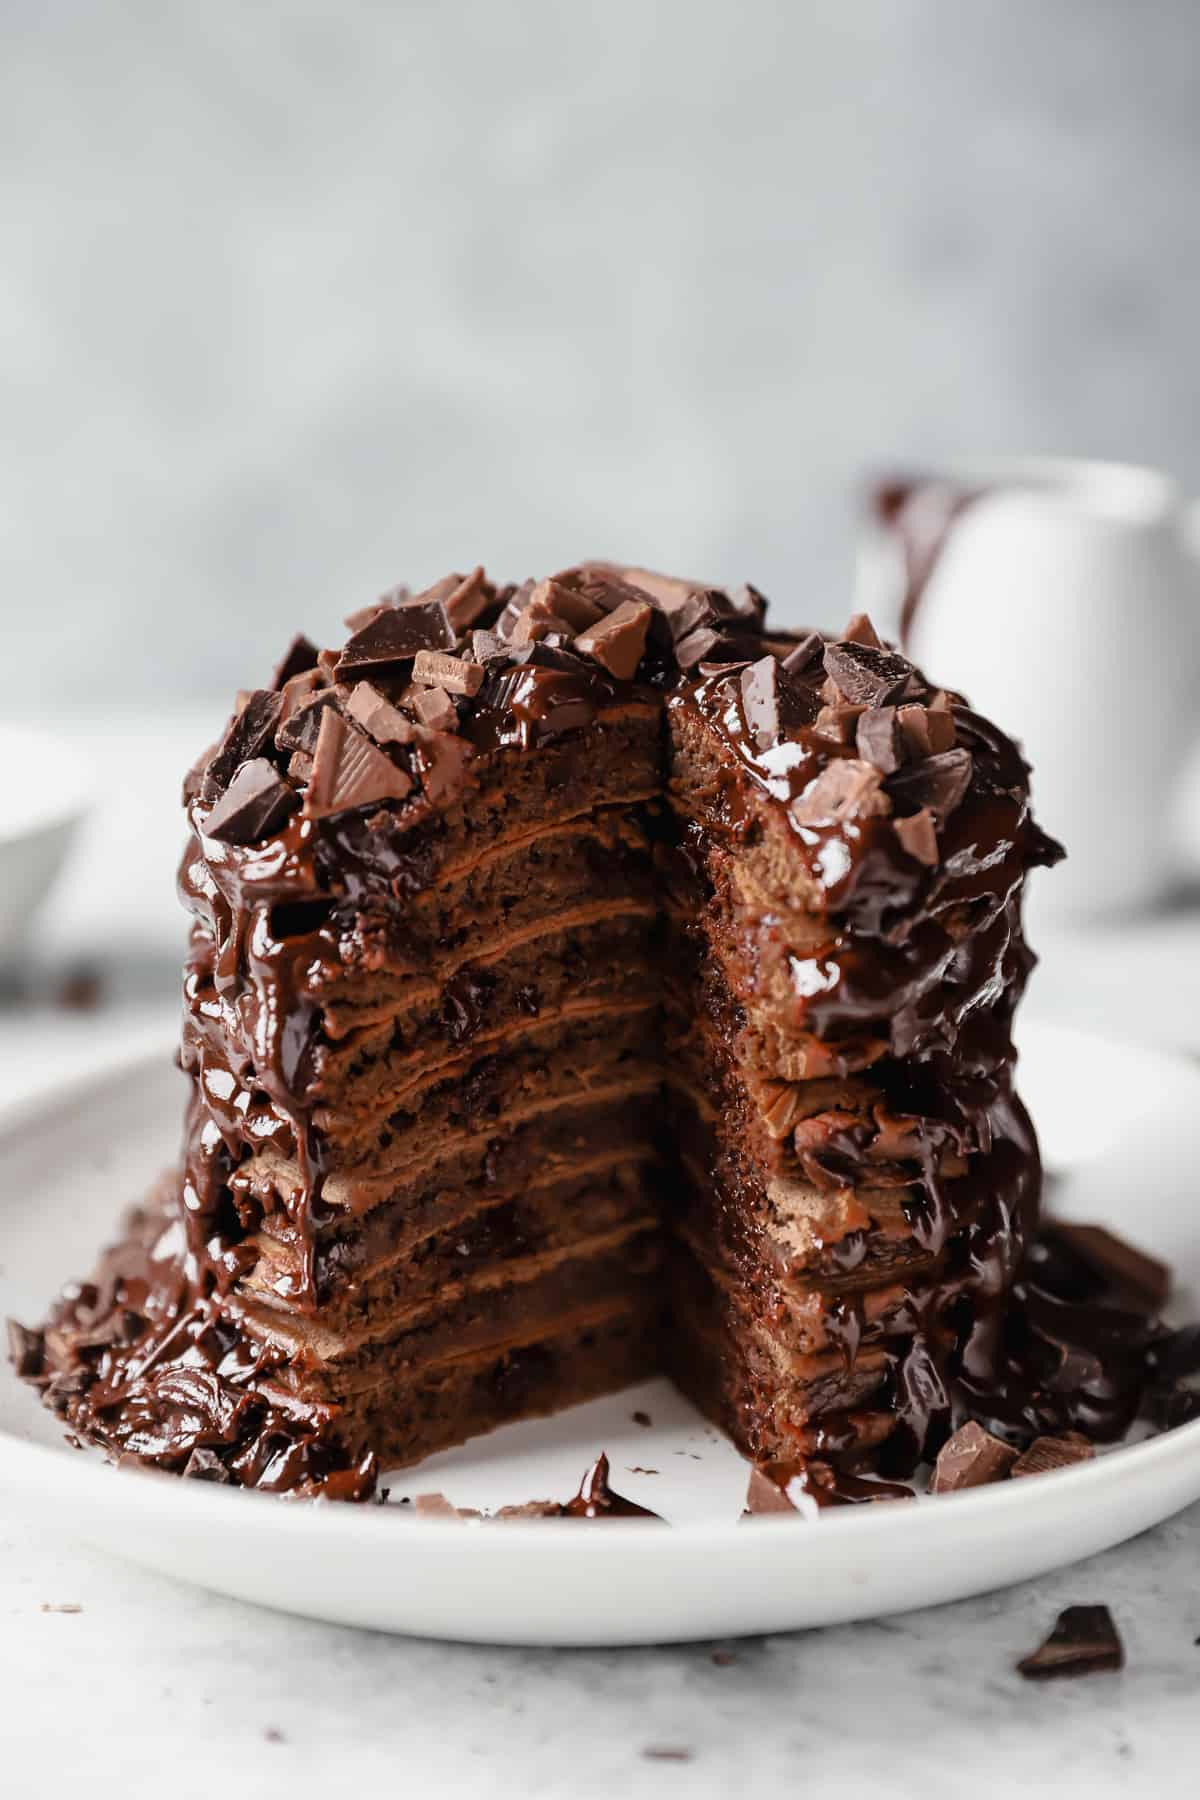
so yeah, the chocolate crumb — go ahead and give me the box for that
[55,966,102,1012]
[6,1319,44,1379]
[264,1728,285,1745]
[641,1748,694,1763]
[632,1410,652,1427]
[40,1603,82,1614]
[1010,1433,1095,1479]
[1017,1605,1124,1680]
[710,1649,737,1667]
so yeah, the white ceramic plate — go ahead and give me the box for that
[0,724,90,958]
[2,1022,1199,1646]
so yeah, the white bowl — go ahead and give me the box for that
[0,725,91,959]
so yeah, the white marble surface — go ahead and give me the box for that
[4,721,1200,1794]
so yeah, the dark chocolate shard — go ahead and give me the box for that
[888,747,974,820]
[561,1452,661,1519]
[411,650,485,696]
[304,710,412,818]
[335,599,454,679]
[345,682,417,745]
[1045,1222,1170,1314]
[894,806,939,866]
[269,633,319,690]
[743,1465,799,1515]
[1010,1433,1095,1479]
[204,759,298,845]
[467,629,506,665]
[793,759,890,825]
[275,686,342,755]
[781,631,824,675]
[343,600,389,633]
[574,600,652,681]
[726,582,769,625]
[182,1447,234,1483]
[930,1421,1017,1492]
[823,640,916,706]
[855,705,903,773]
[203,689,283,798]
[7,1319,44,1380]
[1017,1605,1124,1680]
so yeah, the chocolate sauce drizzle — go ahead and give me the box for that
[16,561,1183,1510]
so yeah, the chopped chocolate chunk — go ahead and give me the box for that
[304,711,412,819]
[894,806,939,866]
[203,689,283,798]
[491,1499,565,1520]
[561,1452,661,1519]
[793,759,889,825]
[574,600,652,681]
[842,612,885,649]
[1010,1433,1095,1479]
[813,702,866,747]
[510,604,573,646]
[6,1319,44,1379]
[1017,1605,1124,1680]
[342,600,389,633]
[823,640,916,707]
[278,668,324,723]
[856,706,903,773]
[276,686,342,755]
[898,700,956,758]
[411,650,485,696]
[674,626,722,668]
[204,759,298,845]
[782,631,824,675]
[740,655,789,751]
[345,682,417,746]
[335,599,455,679]
[930,1421,1017,1492]
[287,751,314,783]
[270,633,320,690]
[1045,1223,1170,1314]
[182,1447,234,1483]
[442,566,491,631]
[525,577,604,632]
[411,686,459,732]
[467,629,506,665]
[743,1465,799,1514]
[889,747,974,820]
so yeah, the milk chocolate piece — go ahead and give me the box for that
[442,566,492,631]
[574,601,652,680]
[743,1465,799,1514]
[1046,1223,1170,1313]
[1017,1605,1124,1680]
[823,641,916,707]
[1010,1433,1095,1479]
[525,577,604,633]
[856,706,903,773]
[813,702,866,747]
[203,689,283,797]
[468,630,506,665]
[411,650,486,696]
[345,682,417,746]
[781,631,824,675]
[204,759,298,844]
[740,655,789,751]
[335,600,454,678]
[930,1421,1017,1492]
[413,1492,482,1519]
[894,807,939,866]
[842,612,884,649]
[411,686,459,732]
[304,710,412,818]
[793,759,888,825]
[898,701,956,758]
[270,633,320,690]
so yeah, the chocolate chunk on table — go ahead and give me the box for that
[1017,1605,1124,1680]
[1010,1433,1095,1479]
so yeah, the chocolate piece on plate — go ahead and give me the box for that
[1010,1433,1095,1479]
[930,1421,1017,1492]
[1017,1605,1124,1680]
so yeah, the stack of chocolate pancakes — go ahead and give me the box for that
[17,563,1063,1496]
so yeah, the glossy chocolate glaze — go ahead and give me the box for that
[24,560,1175,1511]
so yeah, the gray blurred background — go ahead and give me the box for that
[4,0,1200,707]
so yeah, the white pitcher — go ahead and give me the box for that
[855,458,1200,920]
